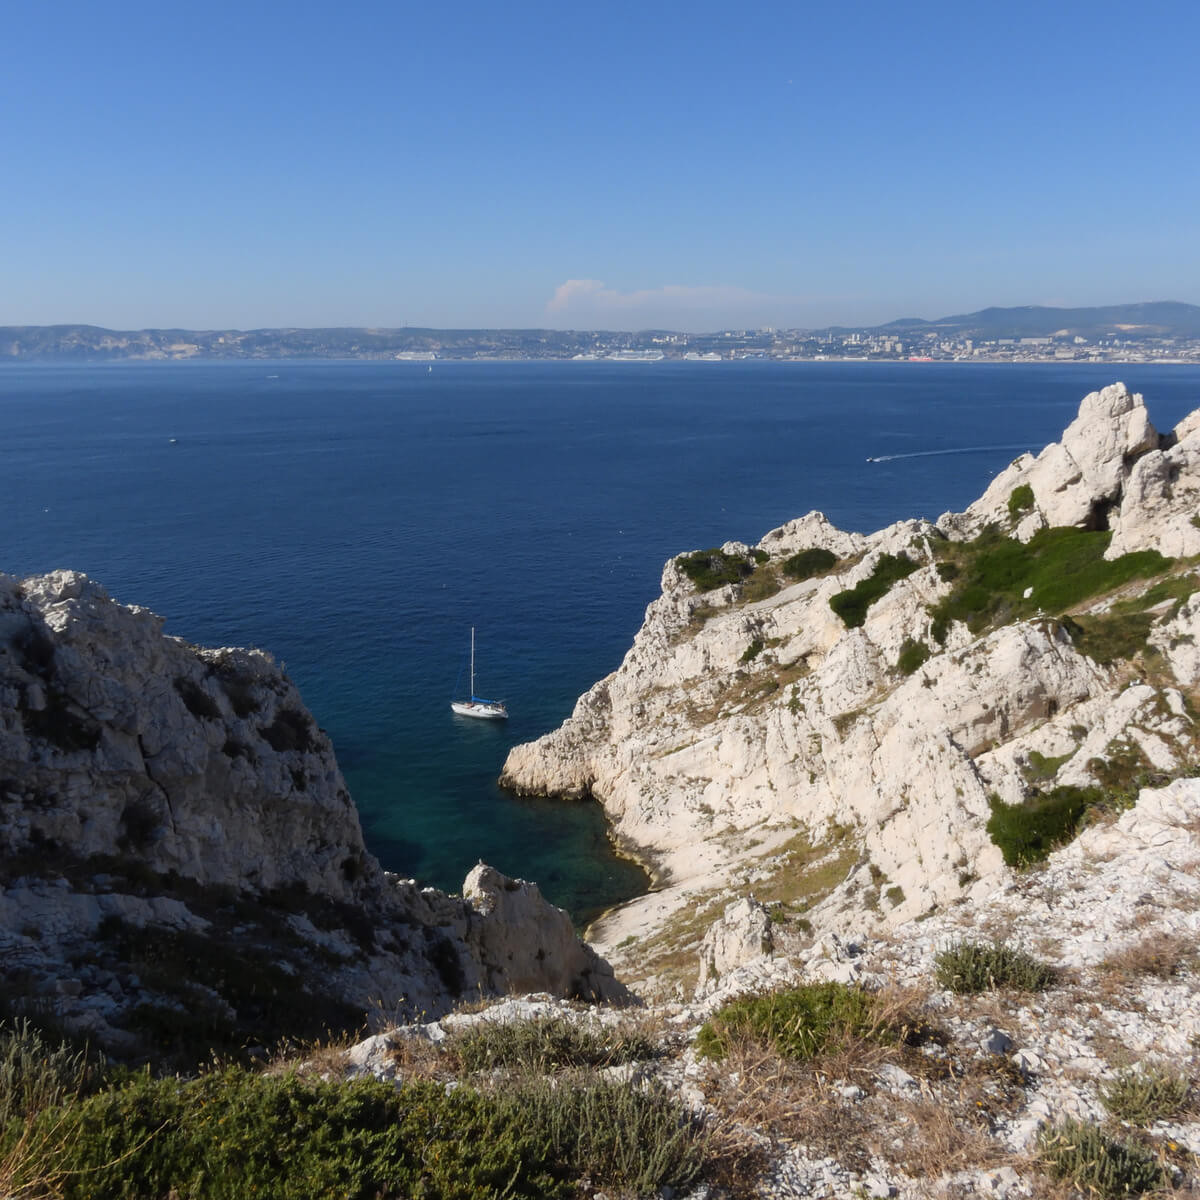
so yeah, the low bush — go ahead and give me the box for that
[506,1075,707,1197]
[448,1016,657,1074]
[17,1067,705,1200]
[781,547,838,582]
[1006,484,1034,521]
[0,1020,97,1131]
[740,639,764,664]
[1101,1064,1190,1125]
[1037,1118,1166,1198]
[830,553,919,629]
[933,940,1056,994]
[677,549,758,593]
[895,637,930,675]
[986,786,1105,867]
[695,983,887,1061]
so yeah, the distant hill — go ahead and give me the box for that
[873,301,1200,340]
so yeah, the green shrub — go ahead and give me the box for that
[1007,484,1034,521]
[1101,1064,1190,1125]
[1061,612,1156,666]
[928,527,1171,640]
[677,548,758,593]
[895,637,930,675]
[1023,749,1075,782]
[695,983,886,1061]
[830,553,919,629]
[22,1067,705,1200]
[502,1075,706,1197]
[448,1016,656,1074]
[986,786,1105,867]
[781,547,838,582]
[740,639,764,664]
[1038,1118,1166,1198]
[933,940,1056,994]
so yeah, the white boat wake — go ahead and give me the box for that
[866,443,1029,464]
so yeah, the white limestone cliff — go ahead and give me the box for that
[501,383,1200,988]
[0,571,624,1057]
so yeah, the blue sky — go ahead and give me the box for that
[4,0,1199,331]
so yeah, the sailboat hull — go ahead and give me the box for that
[451,699,508,720]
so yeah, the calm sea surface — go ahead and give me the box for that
[3,361,1199,923]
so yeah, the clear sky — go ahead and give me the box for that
[4,0,1199,332]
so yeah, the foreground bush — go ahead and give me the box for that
[695,982,887,1061]
[11,1065,706,1200]
[1038,1118,1166,1197]
[1101,1063,1190,1125]
[933,940,1056,994]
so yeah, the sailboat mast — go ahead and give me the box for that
[470,626,476,698]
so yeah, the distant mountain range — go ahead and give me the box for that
[871,300,1200,340]
[2,301,1199,361]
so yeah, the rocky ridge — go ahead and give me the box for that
[501,383,1200,995]
[0,570,623,1061]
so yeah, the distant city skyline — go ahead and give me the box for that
[5,0,1199,332]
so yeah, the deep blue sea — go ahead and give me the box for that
[4,360,1199,924]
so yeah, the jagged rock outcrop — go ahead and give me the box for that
[695,895,774,996]
[0,571,624,1059]
[501,384,1200,988]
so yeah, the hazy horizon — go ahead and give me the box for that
[6,0,1199,332]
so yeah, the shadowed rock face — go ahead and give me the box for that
[0,571,624,1062]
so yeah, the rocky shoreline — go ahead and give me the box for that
[502,382,1200,996]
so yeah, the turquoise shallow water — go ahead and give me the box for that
[3,360,1198,924]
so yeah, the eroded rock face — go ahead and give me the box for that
[0,572,624,1059]
[501,385,1200,967]
[695,896,774,997]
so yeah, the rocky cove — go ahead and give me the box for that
[4,381,1200,1198]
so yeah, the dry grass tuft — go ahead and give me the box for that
[1099,930,1195,981]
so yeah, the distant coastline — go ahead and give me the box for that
[4,300,1200,365]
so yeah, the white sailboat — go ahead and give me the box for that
[451,627,508,720]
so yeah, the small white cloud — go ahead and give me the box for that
[545,278,794,329]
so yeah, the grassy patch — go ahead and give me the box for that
[695,983,890,1062]
[1061,612,1156,666]
[781,547,838,582]
[739,563,783,603]
[1101,1064,1190,1125]
[830,553,919,629]
[1111,571,1198,618]
[986,786,1106,867]
[928,527,1171,643]
[447,1016,656,1074]
[1022,748,1076,782]
[933,940,1056,994]
[1038,1118,1166,1198]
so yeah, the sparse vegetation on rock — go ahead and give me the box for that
[829,552,919,628]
